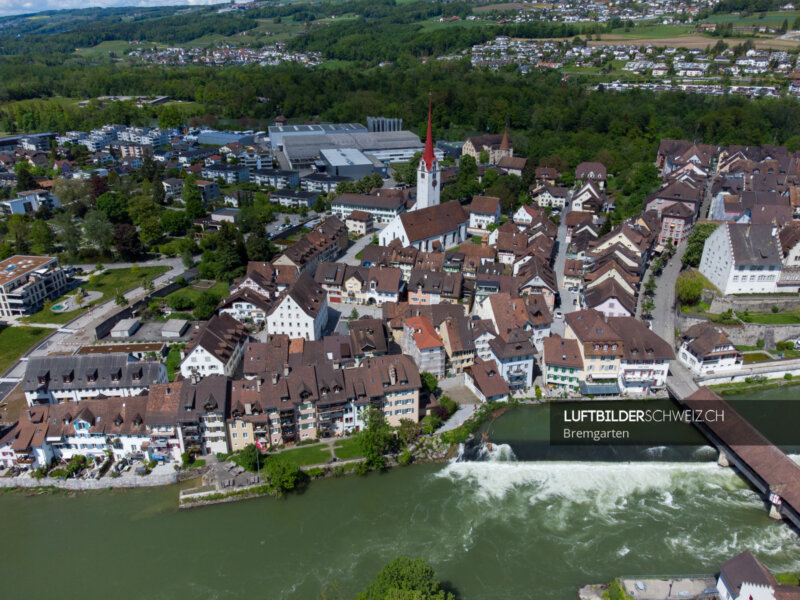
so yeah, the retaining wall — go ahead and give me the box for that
[677,314,800,349]
[0,471,178,490]
[708,295,800,315]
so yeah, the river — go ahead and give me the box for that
[2,390,799,600]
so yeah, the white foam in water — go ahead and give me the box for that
[437,460,749,511]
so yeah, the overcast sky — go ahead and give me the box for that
[0,0,228,17]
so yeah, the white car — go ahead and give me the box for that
[554,310,564,319]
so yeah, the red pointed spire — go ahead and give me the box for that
[422,94,435,171]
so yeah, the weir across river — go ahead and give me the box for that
[666,364,800,531]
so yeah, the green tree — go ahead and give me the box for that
[55,212,81,259]
[14,162,37,192]
[159,210,191,236]
[96,192,130,224]
[263,454,302,496]
[193,290,222,320]
[641,298,655,317]
[420,371,438,395]
[113,223,143,261]
[478,149,490,165]
[396,419,422,447]
[676,271,704,306]
[115,291,128,307]
[181,249,194,269]
[356,557,456,600]
[682,223,719,268]
[236,444,262,472]
[245,234,275,262]
[644,275,657,295]
[7,214,30,253]
[83,209,114,253]
[30,220,55,254]
[357,406,395,471]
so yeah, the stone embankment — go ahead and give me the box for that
[0,470,178,490]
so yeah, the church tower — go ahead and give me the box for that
[414,96,440,211]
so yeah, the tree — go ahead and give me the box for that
[676,271,704,306]
[14,162,37,192]
[193,290,221,320]
[52,178,91,210]
[159,210,191,236]
[236,444,262,472]
[181,249,194,269]
[682,223,719,268]
[83,209,114,253]
[349,308,360,321]
[478,149,490,165]
[357,406,395,471]
[641,298,655,317]
[142,278,154,293]
[420,371,438,395]
[96,192,130,224]
[55,212,81,259]
[263,454,302,496]
[356,557,456,600]
[113,223,143,261]
[397,419,422,447]
[30,220,55,254]
[7,214,30,253]
[245,234,275,262]
[644,275,657,295]
[115,291,128,307]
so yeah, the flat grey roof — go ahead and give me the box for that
[268,123,365,135]
[284,131,423,161]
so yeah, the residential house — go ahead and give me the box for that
[467,195,501,236]
[273,217,348,275]
[575,162,607,188]
[270,189,318,209]
[465,358,511,403]
[179,314,249,379]
[496,156,527,177]
[542,334,584,394]
[583,278,636,318]
[571,181,603,213]
[679,322,743,376]
[23,354,167,406]
[265,272,329,341]
[489,329,535,391]
[440,316,476,375]
[345,210,373,236]
[658,202,694,246]
[716,550,800,600]
[530,184,569,210]
[401,316,445,379]
[217,288,273,323]
[253,168,299,189]
[332,190,408,224]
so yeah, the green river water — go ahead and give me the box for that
[2,389,800,600]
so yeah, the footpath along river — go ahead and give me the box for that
[1,390,799,600]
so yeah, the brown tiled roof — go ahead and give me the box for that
[398,202,468,244]
[543,334,584,369]
[335,193,405,210]
[469,195,500,215]
[346,209,372,222]
[575,161,606,180]
[277,271,327,318]
[607,316,675,361]
[497,156,527,171]
[583,278,636,315]
[441,316,475,354]
[467,134,506,150]
[779,223,800,255]
[468,358,510,398]
[185,313,249,364]
[217,287,273,312]
[682,322,736,359]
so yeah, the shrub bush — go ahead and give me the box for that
[756,338,765,349]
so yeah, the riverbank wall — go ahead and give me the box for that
[0,470,179,490]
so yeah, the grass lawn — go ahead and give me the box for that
[277,444,331,467]
[735,345,761,352]
[165,281,229,304]
[742,352,773,364]
[165,346,183,382]
[776,573,800,585]
[83,266,170,299]
[24,266,170,325]
[0,326,52,374]
[740,312,800,325]
[334,437,364,460]
[609,24,695,38]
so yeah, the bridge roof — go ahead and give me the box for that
[684,387,800,511]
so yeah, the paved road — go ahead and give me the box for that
[439,403,477,432]
[550,206,580,337]
[650,241,687,347]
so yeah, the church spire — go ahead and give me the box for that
[422,94,435,171]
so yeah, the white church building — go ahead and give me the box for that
[379,99,468,251]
